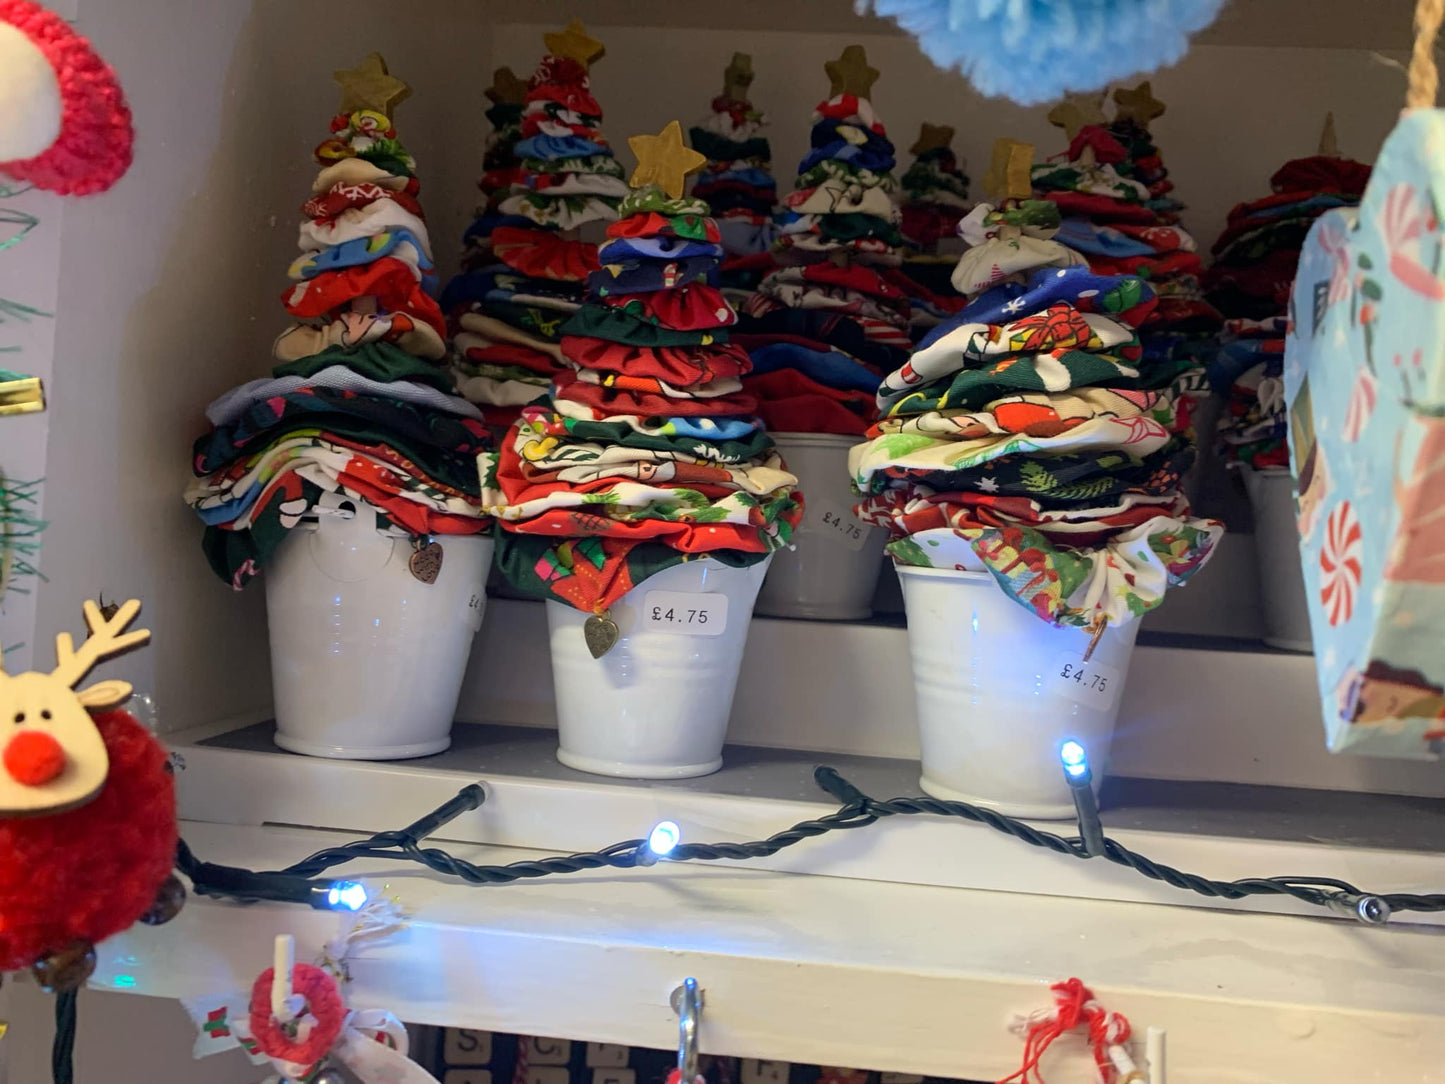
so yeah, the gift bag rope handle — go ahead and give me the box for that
[1408,0,1445,108]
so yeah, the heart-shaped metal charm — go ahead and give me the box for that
[408,540,444,584]
[583,612,619,659]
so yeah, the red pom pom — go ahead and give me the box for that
[0,710,176,971]
[3,730,65,785]
[248,964,347,1066]
[0,0,134,195]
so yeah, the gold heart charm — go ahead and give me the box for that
[409,539,444,584]
[583,612,619,658]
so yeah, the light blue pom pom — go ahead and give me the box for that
[860,0,1225,105]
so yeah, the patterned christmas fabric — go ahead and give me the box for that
[899,122,971,252]
[1034,84,1220,367]
[1285,108,1445,754]
[1204,130,1370,472]
[690,52,778,264]
[736,46,910,436]
[441,23,623,429]
[185,55,489,589]
[483,124,802,614]
[851,173,1222,630]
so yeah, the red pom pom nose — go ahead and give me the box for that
[4,730,66,785]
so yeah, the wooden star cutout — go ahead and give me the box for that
[628,120,707,200]
[825,45,879,100]
[545,18,605,68]
[1113,81,1166,126]
[982,138,1035,202]
[722,52,755,101]
[1046,92,1107,139]
[486,66,528,106]
[333,53,411,120]
[909,123,954,156]
[1319,111,1340,157]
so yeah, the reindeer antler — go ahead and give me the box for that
[53,598,151,690]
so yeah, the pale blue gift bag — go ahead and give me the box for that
[1285,109,1445,756]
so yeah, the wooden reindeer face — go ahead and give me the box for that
[0,599,150,817]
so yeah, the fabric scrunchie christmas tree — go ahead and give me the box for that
[851,139,1222,633]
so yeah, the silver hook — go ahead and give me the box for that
[670,978,703,1082]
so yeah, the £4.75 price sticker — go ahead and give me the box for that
[641,591,729,636]
[1050,653,1123,712]
[802,499,872,552]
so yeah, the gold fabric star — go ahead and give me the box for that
[1113,81,1166,127]
[628,120,707,200]
[825,45,879,100]
[333,54,411,121]
[909,123,955,156]
[486,66,528,106]
[722,52,755,101]
[1046,92,1107,139]
[545,19,605,69]
[981,138,1035,202]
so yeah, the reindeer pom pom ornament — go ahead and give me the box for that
[0,598,182,990]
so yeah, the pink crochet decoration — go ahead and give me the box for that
[0,0,133,195]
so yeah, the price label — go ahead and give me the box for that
[641,591,729,636]
[802,499,871,552]
[1051,653,1123,712]
[466,591,485,631]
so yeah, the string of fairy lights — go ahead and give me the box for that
[176,742,1428,927]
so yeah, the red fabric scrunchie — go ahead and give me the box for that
[248,963,347,1067]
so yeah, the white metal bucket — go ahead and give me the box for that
[264,497,491,759]
[754,433,887,620]
[897,563,1140,819]
[1241,466,1313,652]
[547,555,772,778]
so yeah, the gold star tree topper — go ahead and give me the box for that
[1047,91,1107,139]
[486,66,529,106]
[825,45,879,99]
[722,52,755,101]
[545,19,605,68]
[1319,112,1340,157]
[909,123,955,156]
[982,138,1035,202]
[628,121,707,200]
[1113,81,1166,126]
[333,54,412,120]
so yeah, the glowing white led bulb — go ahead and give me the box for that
[327,881,369,911]
[648,821,681,858]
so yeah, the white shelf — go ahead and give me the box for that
[168,721,1445,927]
[99,819,1445,1083]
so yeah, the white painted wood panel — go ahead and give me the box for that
[93,820,1445,1083]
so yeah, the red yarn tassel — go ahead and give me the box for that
[999,979,1136,1084]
